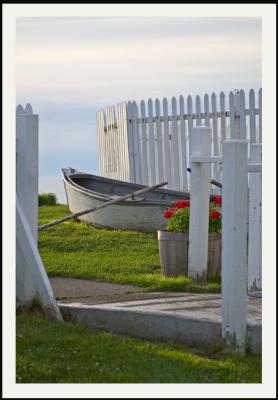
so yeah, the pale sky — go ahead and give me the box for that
[16,17,262,203]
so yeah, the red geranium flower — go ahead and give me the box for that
[210,210,221,219]
[213,195,222,206]
[176,200,190,208]
[164,209,175,219]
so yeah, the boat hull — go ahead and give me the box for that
[62,169,189,232]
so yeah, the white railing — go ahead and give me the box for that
[97,88,262,192]
[188,126,262,354]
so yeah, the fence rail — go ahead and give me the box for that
[97,88,262,193]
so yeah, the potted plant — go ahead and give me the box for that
[158,196,222,278]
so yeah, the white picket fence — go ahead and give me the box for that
[97,88,262,192]
[188,126,262,354]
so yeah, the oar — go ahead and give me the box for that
[187,168,222,189]
[38,181,168,232]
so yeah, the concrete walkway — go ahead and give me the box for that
[50,277,262,354]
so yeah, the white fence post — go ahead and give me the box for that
[16,104,39,306]
[188,126,212,278]
[16,104,38,243]
[16,104,62,319]
[221,139,248,354]
[248,143,262,294]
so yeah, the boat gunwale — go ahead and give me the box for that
[61,168,189,207]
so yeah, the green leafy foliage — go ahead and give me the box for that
[164,197,222,233]
[38,193,58,207]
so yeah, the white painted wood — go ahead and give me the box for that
[116,104,123,180]
[96,111,103,176]
[179,95,188,191]
[162,98,172,189]
[102,110,108,177]
[155,98,164,183]
[191,156,222,164]
[188,126,212,278]
[147,99,156,186]
[187,95,193,189]
[16,195,63,320]
[171,97,180,189]
[131,101,142,184]
[16,108,38,244]
[247,164,262,173]
[239,90,247,140]
[249,89,256,144]
[127,101,135,182]
[117,102,130,181]
[140,100,149,185]
[204,94,210,127]
[248,144,262,293]
[229,91,236,139]
[220,91,226,145]
[234,91,241,139]
[195,95,202,125]
[258,88,262,143]
[96,89,261,191]
[211,92,221,187]
[221,139,248,354]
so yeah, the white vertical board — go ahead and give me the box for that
[179,95,188,191]
[117,102,130,181]
[229,91,236,139]
[140,100,149,185]
[127,101,135,183]
[239,90,246,140]
[131,101,142,184]
[17,195,62,319]
[204,94,210,127]
[220,91,226,145]
[249,89,256,144]
[221,139,248,354]
[162,98,172,189]
[211,92,221,189]
[155,98,164,183]
[116,103,124,181]
[258,88,262,143]
[16,104,38,244]
[187,95,193,189]
[234,91,241,139]
[147,99,156,186]
[188,127,212,278]
[171,97,180,189]
[195,95,202,126]
[248,144,262,293]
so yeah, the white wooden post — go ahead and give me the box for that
[16,104,62,320]
[16,104,39,305]
[188,126,212,278]
[221,140,248,354]
[248,143,262,294]
[16,104,38,243]
[17,196,63,319]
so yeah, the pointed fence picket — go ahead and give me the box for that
[97,88,262,193]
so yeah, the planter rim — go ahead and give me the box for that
[157,230,188,241]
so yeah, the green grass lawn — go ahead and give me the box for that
[38,205,220,292]
[16,310,261,383]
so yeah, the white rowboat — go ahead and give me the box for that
[62,168,190,232]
